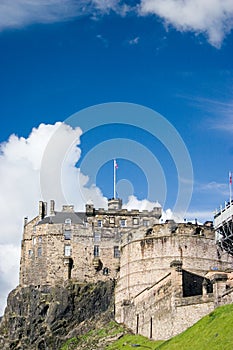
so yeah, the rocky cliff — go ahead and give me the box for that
[0,280,115,350]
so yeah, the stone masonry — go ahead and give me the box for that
[19,198,233,340]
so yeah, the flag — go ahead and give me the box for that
[229,171,232,184]
[114,159,118,169]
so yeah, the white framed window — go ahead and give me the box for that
[109,217,115,224]
[94,245,99,257]
[120,219,126,227]
[64,245,71,256]
[133,218,139,225]
[32,237,36,245]
[97,220,102,227]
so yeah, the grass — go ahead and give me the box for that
[156,303,233,350]
[106,333,164,349]
[60,304,233,350]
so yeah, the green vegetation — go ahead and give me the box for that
[60,304,233,350]
[107,333,163,349]
[156,304,233,350]
[60,337,79,350]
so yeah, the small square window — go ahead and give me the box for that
[143,220,149,227]
[120,219,126,227]
[109,217,115,224]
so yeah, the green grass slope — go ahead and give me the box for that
[156,304,233,350]
[60,304,233,350]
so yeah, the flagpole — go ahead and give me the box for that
[114,159,116,199]
[230,171,232,203]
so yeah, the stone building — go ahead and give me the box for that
[115,222,233,339]
[19,198,233,340]
[20,198,162,287]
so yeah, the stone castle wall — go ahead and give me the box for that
[20,200,161,287]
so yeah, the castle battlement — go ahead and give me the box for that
[19,197,233,341]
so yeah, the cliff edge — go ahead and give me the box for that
[0,280,115,350]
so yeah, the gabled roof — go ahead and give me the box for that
[38,211,87,225]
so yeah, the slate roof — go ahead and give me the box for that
[38,211,87,225]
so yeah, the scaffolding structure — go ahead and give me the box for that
[214,202,233,255]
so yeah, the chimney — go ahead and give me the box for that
[24,217,28,226]
[39,201,47,221]
[50,200,55,216]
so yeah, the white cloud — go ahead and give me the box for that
[128,36,140,45]
[139,0,233,47]
[0,0,127,31]
[0,122,108,315]
[0,0,232,47]
[124,195,161,211]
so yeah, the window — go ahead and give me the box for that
[94,245,99,257]
[38,236,42,243]
[143,220,149,227]
[120,219,126,227]
[64,230,71,240]
[33,225,36,233]
[94,232,101,242]
[114,246,120,258]
[133,218,139,225]
[65,218,72,225]
[38,247,42,257]
[64,245,71,256]
[103,267,109,275]
[97,220,102,227]
[28,249,33,257]
[32,237,36,245]
[109,217,115,224]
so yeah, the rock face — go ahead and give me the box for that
[0,280,115,350]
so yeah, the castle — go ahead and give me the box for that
[20,198,233,340]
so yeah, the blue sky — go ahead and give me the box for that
[0,0,233,314]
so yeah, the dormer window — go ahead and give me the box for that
[65,218,72,225]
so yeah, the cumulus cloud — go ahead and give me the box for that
[0,122,108,315]
[0,0,232,47]
[139,0,233,47]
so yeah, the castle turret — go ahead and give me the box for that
[108,198,122,210]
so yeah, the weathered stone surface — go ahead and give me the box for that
[0,280,115,350]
